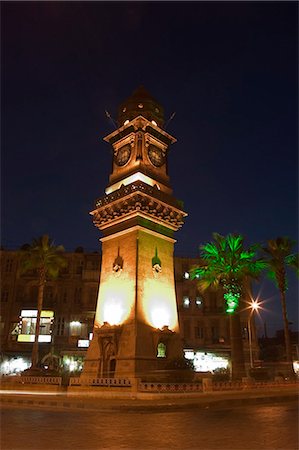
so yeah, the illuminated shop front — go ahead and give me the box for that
[62,355,85,373]
[184,349,229,373]
[0,356,31,375]
[17,309,54,343]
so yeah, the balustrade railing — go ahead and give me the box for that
[1,376,62,385]
[138,382,203,393]
[69,377,131,387]
[211,379,297,391]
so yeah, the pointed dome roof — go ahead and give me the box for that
[118,86,164,128]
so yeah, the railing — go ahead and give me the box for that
[69,377,131,387]
[211,379,298,391]
[138,382,203,393]
[212,381,243,391]
[245,379,298,389]
[1,376,62,385]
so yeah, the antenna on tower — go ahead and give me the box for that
[105,110,118,129]
[164,112,176,130]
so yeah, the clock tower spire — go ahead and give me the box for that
[82,87,187,379]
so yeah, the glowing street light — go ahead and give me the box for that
[248,300,261,368]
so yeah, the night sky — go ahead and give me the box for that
[2,2,298,334]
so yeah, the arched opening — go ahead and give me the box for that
[109,358,116,376]
[157,342,166,358]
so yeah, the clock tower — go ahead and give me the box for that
[82,87,187,379]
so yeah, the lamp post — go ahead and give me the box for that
[248,300,260,369]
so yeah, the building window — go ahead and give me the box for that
[70,321,81,337]
[1,290,9,302]
[210,295,218,310]
[39,318,52,335]
[17,310,54,342]
[157,342,166,358]
[44,287,53,301]
[74,287,82,304]
[195,297,203,308]
[60,262,69,275]
[21,316,52,335]
[183,320,191,339]
[211,326,219,343]
[87,259,99,270]
[195,324,204,339]
[5,259,13,273]
[183,296,190,308]
[57,317,65,336]
[89,287,97,306]
[63,291,68,303]
[76,260,84,275]
[21,317,36,335]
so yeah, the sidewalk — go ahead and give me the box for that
[1,385,298,412]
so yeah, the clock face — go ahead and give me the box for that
[148,144,165,167]
[115,144,131,166]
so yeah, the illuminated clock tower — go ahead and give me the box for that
[82,86,187,379]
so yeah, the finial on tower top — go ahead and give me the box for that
[118,86,164,128]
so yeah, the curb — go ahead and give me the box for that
[1,391,298,413]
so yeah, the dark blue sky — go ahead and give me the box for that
[2,2,298,334]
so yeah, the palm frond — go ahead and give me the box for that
[19,234,66,280]
[192,233,264,311]
[227,234,243,253]
[262,236,298,289]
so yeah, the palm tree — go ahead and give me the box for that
[262,237,298,369]
[191,233,266,380]
[20,235,67,369]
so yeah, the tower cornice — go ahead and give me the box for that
[103,116,177,146]
[91,180,187,233]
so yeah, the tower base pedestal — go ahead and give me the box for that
[81,322,183,381]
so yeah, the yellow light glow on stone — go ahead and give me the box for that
[142,279,178,331]
[94,275,134,327]
[103,301,125,325]
[150,307,170,329]
[105,172,159,194]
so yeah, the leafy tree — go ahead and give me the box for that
[262,237,298,366]
[20,235,67,369]
[191,233,266,380]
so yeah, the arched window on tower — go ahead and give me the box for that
[157,342,166,358]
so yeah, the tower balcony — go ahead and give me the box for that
[91,181,187,233]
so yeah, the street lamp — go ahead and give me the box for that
[248,300,260,368]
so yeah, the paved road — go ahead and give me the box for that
[2,400,298,450]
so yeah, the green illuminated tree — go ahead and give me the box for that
[262,237,298,368]
[20,235,67,370]
[191,233,266,380]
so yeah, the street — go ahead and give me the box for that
[1,399,298,450]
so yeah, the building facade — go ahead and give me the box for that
[0,248,256,375]
[1,248,100,374]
